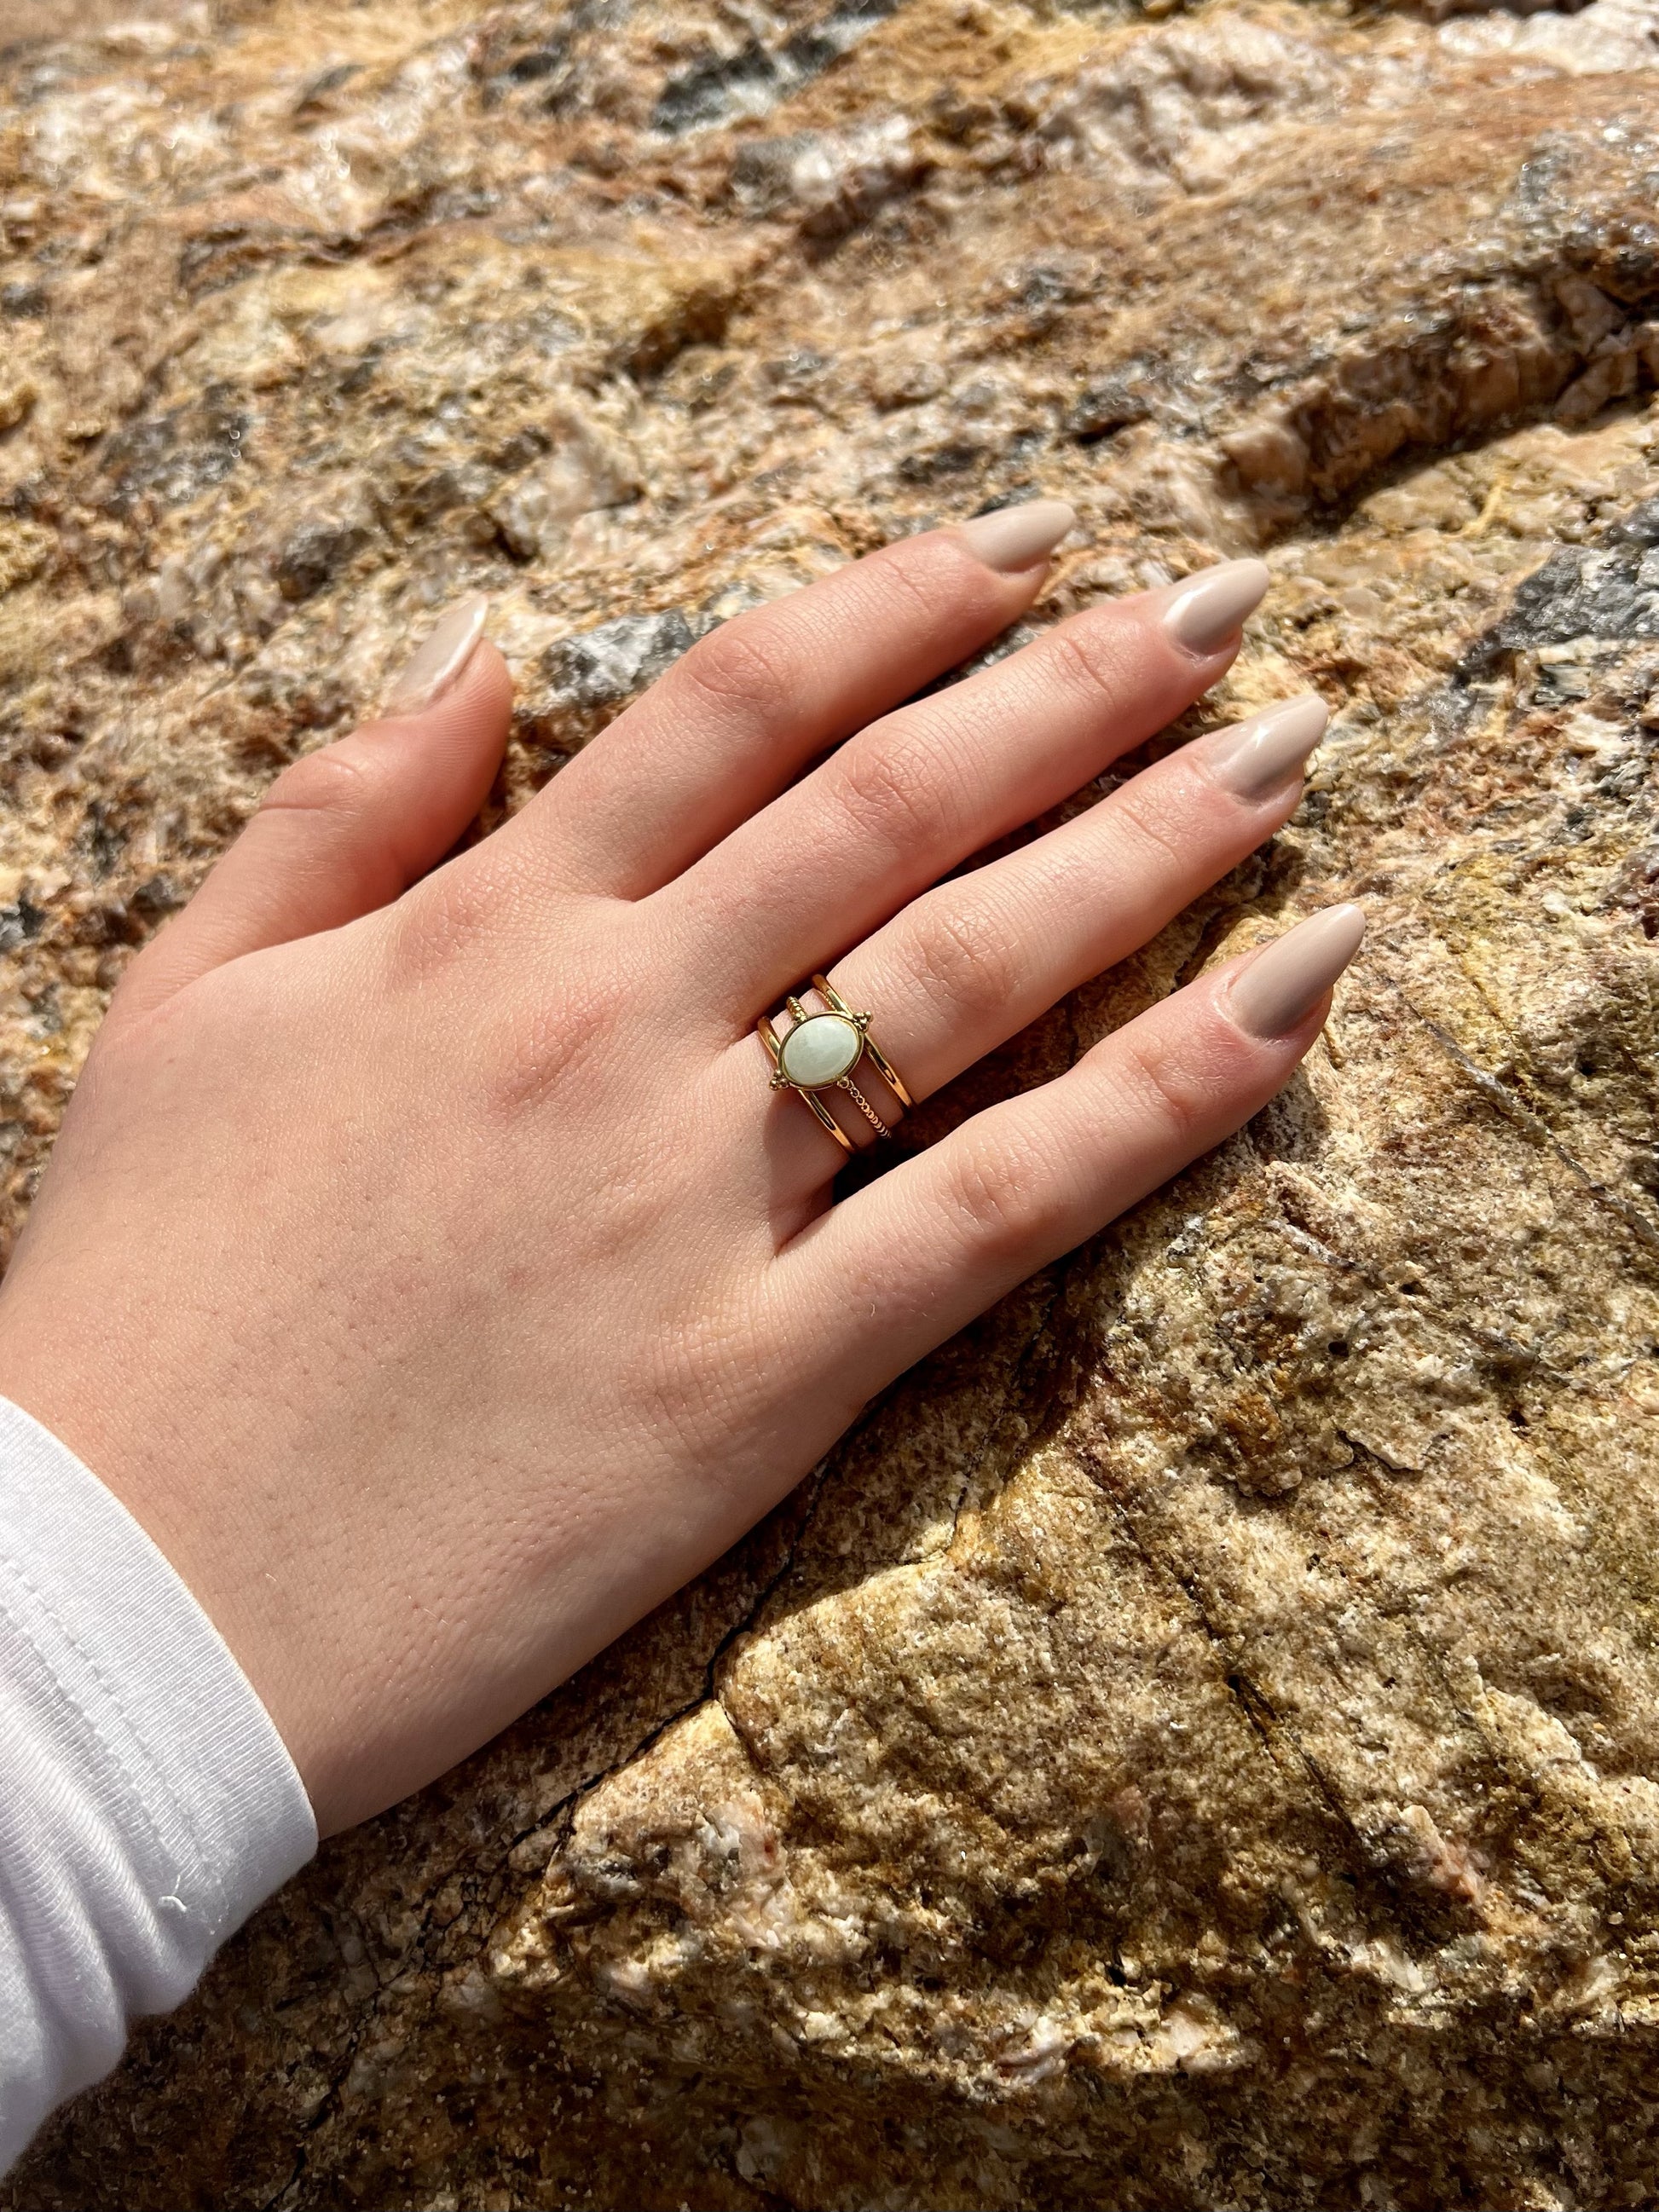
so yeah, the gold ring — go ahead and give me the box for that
[757,975,914,1154]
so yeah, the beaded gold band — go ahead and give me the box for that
[758,975,914,1154]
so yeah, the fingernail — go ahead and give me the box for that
[383,594,489,716]
[957,497,1077,574]
[1205,693,1329,800]
[1160,557,1271,657]
[1228,904,1365,1039]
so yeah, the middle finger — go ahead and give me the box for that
[659,557,1270,1017]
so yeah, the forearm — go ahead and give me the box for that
[0,1397,315,2175]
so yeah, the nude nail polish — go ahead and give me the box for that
[1161,558,1271,656]
[1228,904,1366,1038]
[383,594,489,716]
[1206,694,1329,800]
[957,497,1077,574]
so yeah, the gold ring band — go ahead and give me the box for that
[810,977,914,1109]
[840,1079,890,1139]
[757,976,912,1152]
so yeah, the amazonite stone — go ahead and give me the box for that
[778,1013,862,1089]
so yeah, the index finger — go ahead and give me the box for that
[510,500,1078,900]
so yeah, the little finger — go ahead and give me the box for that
[778,904,1366,1389]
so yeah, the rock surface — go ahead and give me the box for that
[5,0,1659,2203]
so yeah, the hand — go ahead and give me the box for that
[0,501,1361,1835]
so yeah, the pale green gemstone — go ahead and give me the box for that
[778,1013,862,1089]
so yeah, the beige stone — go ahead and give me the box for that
[4,0,1659,2203]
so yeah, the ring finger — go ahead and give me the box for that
[746,690,1329,1174]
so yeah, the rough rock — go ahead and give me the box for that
[5,0,1659,2203]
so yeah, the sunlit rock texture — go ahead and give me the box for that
[5,0,1659,2203]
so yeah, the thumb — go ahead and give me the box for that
[114,597,512,1021]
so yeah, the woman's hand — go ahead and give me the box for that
[0,502,1360,1834]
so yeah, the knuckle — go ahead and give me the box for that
[907,892,1023,1019]
[676,615,793,719]
[486,927,654,1118]
[387,840,587,994]
[1106,771,1194,877]
[864,536,969,627]
[1118,1023,1223,1146]
[830,728,956,854]
[944,1127,1052,1258]
[258,740,373,819]
[1044,611,1132,709]
[388,852,497,973]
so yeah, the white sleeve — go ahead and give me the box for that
[0,1395,317,2175]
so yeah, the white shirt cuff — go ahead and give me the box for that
[0,1393,317,2173]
